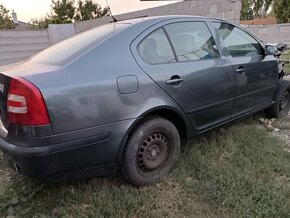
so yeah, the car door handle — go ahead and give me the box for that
[236,67,245,74]
[166,76,184,85]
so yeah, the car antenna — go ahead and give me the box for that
[105,0,118,22]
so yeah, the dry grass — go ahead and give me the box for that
[1,117,290,217]
[281,51,290,73]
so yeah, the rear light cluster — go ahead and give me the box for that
[7,77,50,126]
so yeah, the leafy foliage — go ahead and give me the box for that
[0,5,14,29]
[240,0,274,20]
[30,17,53,29]
[273,0,290,23]
[75,0,109,21]
[240,0,254,20]
[241,0,290,23]
[30,0,109,29]
[50,0,75,24]
[252,0,273,18]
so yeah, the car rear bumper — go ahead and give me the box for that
[0,119,137,180]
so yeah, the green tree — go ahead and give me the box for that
[30,16,52,29]
[50,0,75,24]
[240,0,274,20]
[75,0,109,21]
[0,5,14,29]
[273,0,290,23]
[30,0,109,28]
[252,0,273,18]
[240,0,254,20]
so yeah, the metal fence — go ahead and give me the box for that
[0,30,50,66]
[0,0,241,66]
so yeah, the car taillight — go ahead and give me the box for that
[7,77,50,126]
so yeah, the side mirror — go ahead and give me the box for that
[265,45,281,57]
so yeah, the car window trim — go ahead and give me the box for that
[162,27,178,62]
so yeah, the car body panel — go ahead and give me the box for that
[20,18,192,135]
[0,15,280,180]
[228,55,278,117]
[131,18,236,131]
[209,20,278,117]
[0,118,135,178]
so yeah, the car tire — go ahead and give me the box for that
[123,116,180,186]
[265,80,290,118]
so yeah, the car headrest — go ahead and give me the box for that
[142,39,157,63]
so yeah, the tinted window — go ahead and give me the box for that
[31,23,129,65]
[213,22,263,57]
[138,28,176,64]
[164,22,220,62]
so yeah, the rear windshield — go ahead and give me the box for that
[31,23,129,66]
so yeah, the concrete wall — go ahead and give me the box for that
[48,23,76,45]
[0,0,241,66]
[54,0,242,43]
[75,0,241,34]
[0,30,50,66]
[244,23,290,44]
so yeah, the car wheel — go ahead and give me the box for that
[265,80,290,118]
[123,116,180,186]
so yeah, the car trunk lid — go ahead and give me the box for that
[0,62,58,137]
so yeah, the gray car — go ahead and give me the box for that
[0,16,289,186]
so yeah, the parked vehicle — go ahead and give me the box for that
[0,16,289,186]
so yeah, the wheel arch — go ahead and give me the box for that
[117,105,192,168]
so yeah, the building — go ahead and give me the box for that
[12,11,33,30]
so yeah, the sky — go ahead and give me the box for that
[0,0,179,22]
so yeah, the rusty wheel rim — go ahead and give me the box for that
[137,132,171,173]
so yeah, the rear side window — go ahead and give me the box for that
[213,22,263,57]
[164,22,220,62]
[31,23,129,66]
[138,28,176,64]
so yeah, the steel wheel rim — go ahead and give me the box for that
[280,90,290,111]
[137,132,171,173]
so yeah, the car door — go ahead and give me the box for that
[131,19,235,131]
[212,22,278,118]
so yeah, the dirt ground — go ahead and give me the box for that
[271,114,290,149]
[260,76,290,149]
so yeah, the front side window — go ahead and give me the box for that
[164,22,220,62]
[138,28,176,64]
[213,22,263,57]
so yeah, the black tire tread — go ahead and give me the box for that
[123,116,180,187]
[265,79,290,118]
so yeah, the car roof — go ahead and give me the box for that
[116,15,230,26]
[116,15,202,26]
